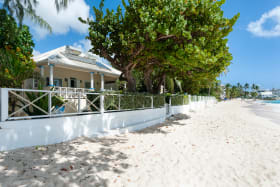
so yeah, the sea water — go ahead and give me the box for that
[264,100,280,104]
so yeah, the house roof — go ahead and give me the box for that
[33,46,121,77]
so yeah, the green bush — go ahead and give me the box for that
[87,93,164,111]
[153,95,165,108]
[16,91,64,116]
[86,94,100,112]
[170,95,189,106]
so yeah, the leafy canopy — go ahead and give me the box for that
[0,9,35,88]
[81,0,239,93]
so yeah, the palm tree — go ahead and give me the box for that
[237,82,243,97]
[3,0,72,31]
[244,83,249,98]
[251,83,256,91]
[230,86,238,99]
[225,83,231,99]
[255,85,260,91]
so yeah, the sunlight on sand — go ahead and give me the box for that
[0,100,280,187]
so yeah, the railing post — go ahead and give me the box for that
[78,92,81,113]
[100,93,104,114]
[118,94,121,111]
[0,88,9,122]
[48,91,52,116]
[151,96,154,109]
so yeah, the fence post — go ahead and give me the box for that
[48,91,52,116]
[0,88,9,122]
[78,92,81,113]
[151,96,154,109]
[100,93,104,114]
[118,94,121,111]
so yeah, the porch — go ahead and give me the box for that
[25,45,122,92]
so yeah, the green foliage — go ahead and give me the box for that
[171,95,189,106]
[86,94,101,112]
[16,91,64,116]
[81,0,239,94]
[3,0,72,31]
[0,9,35,88]
[152,95,165,108]
[87,93,165,111]
[224,82,260,99]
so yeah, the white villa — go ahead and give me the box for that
[24,46,121,92]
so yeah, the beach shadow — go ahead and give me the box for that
[135,114,191,135]
[0,136,129,187]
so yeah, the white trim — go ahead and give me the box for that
[90,72,95,90]
[49,64,54,86]
[33,46,121,77]
[100,73,104,91]
[0,88,9,122]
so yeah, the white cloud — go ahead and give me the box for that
[248,6,280,37]
[27,0,90,39]
[73,39,92,52]
[33,49,41,56]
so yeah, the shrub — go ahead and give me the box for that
[16,91,64,116]
[170,95,189,106]
[87,92,165,111]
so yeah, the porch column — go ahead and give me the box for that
[49,64,54,87]
[100,73,104,91]
[40,66,44,77]
[90,72,95,90]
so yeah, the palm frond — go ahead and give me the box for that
[3,0,72,32]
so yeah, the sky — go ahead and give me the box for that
[1,0,280,89]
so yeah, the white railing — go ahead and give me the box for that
[53,87,93,98]
[0,88,216,122]
[0,88,166,121]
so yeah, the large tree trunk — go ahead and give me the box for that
[153,74,166,94]
[144,68,153,93]
[125,70,136,92]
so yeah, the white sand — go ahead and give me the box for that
[1,100,280,187]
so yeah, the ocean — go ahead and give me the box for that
[264,100,280,104]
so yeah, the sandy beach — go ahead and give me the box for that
[1,100,280,187]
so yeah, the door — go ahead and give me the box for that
[70,78,77,88]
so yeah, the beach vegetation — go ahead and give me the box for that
[0,9,35,88]
[81,0,239,94]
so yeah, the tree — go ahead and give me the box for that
[3,0,72,31]
[244,83,249,98]
[81,0,239,93]
[225,83,231,99]
[0,9,35,88]
[255,85,260,92]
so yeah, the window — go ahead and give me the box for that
[54,79,62,87]
[85,82,90,89]
[33,79,38,88]
[46,77,49,86]
[46,77,62,87]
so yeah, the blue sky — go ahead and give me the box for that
[221,0,280,89]
[2,0,280,89]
